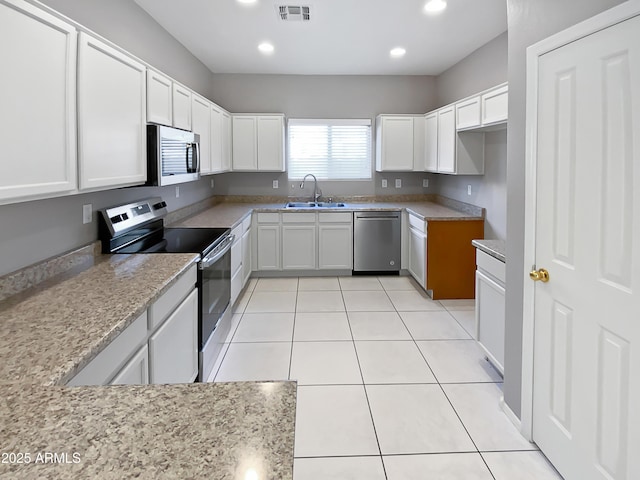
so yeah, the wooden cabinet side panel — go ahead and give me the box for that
[426,220,484,299]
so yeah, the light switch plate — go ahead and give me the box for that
[273,180,279,189]
[82,204,92,224]
[210,179,215,188]
[395,179,402,188]
[176,186,180,198]
[382,179,388,188]
[467,185,472,195]
[423,179,429,188]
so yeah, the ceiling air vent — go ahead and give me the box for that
[277,5,311,21]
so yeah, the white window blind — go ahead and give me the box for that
[287,119,372,180]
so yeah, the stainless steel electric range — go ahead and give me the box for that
[99,197,233,382]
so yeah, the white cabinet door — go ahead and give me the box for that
[424,112,438,173]
[110,345,149,385]
[0,0,77,203]
[475,270,505,373]
[232,115,257,170]
[172,84,192,130]
[318,224,353,269]
[481,84,508,126]
[257,115,285,171]
[282,225,317,270]
[222,112,232,172]
[456,96,482,130]
[256,225,280,270]
[376,116,414,171]
[242,227,251,285]
[77,32,146,191]
[436,106,455,174]
[146,70,172,126]
[192,94,211,174]
[149,289,198,384]
[408,226,426,288]
[210,104,224,173]
[412,116,425,172]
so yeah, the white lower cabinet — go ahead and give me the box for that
[242,226,251,285]
[318,213,353,270]
[68,266,198,387]
[256,213,281,271]
[475,249,505,374]
[110,345,149,385]
[282,225,317,269]
[407,213,426,288]
[149,289,198,384]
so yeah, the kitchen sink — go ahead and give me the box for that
[284,202,346,208]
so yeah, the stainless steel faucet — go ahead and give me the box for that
[300,174,321,202]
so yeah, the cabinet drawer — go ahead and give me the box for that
[257,212,280,224]
[148,265,197,330]
[231,236,242,274]
[408,213,426,233]
[476,249,505,284]
[231,224,242,245]
[242,214,252,232]
[319,212,352,223]
[282,212,316,223]
[68,311,147,386]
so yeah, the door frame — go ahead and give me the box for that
[521,0,640,441]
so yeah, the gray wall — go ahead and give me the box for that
[38,0,215,98]
[0,0,216,277]
[503,0,625,418]
[210,74,438,197]
[433,32,508,240]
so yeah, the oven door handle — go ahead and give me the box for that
[200,234,234,269]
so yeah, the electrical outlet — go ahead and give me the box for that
[273,180,279,189]
[210,179,215,188]
[176,186,180,198]
[82,204,92,224]
[423,179,429,188]
[467,184,472,195]
[382,179,388,188]
[395,179,402,188]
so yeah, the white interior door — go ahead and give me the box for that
[532,13,640,480]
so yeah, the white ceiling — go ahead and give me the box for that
[133,0,507,76]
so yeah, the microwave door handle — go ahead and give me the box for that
[193,142,200,173]
[185,144,192,173]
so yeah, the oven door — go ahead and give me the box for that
[199,234,233,350]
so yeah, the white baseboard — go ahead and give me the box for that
[500,394,523,432]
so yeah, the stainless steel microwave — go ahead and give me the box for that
[146,124,200,186]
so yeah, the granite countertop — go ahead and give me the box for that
[472,239,506,263]
[0,381,295,480]
[0,253,199,386]
[174,200,483,229]
[0,251,297,479]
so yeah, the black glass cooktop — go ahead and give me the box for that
[116,227,229,255]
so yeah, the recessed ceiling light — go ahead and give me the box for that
[237,0,257,4]
[424,0,447,14]
[390,47,406,58]
[258,42,275,54]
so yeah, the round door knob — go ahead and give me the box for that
[529,268,550,282]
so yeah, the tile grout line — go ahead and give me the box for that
[341,279,389,480]
[288,277,300,381]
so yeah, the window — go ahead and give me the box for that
[287,119,372,180]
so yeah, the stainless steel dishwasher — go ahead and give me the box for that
[353,211,401,272]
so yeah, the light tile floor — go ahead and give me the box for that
[210,276,563,480]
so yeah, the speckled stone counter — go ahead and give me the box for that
[0,253,199,386]
[174,200,483,229]
[472,239,506,263]
[0,381,295,479]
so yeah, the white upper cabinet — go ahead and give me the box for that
[232,116,258,170]
[436,106,456,174]
[146,69,172,126]
[222,112,232,172]
[210,103,224,173]
[376,115,416,171]
[257,115,285,171]
[77,32,146,191]
[455,96,482,131]
[192,94,211,175]
[232,114,285,172]
[424,112,438,173]
[0,0,77,204]
[481,83,508,126]
[412,116,425,172]
[172,83,192,131]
